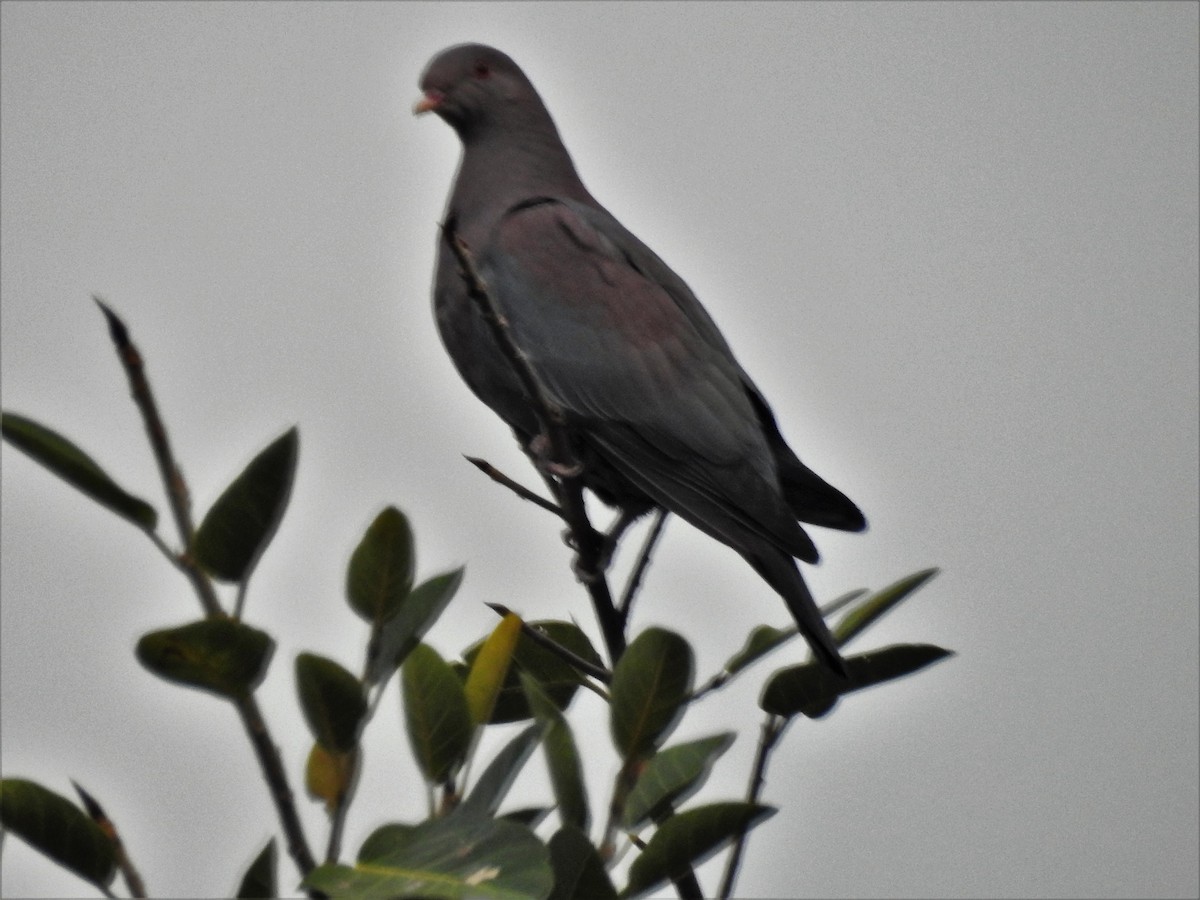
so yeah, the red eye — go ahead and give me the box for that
[473,61,491,79]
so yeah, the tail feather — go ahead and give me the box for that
[747,548,847,677]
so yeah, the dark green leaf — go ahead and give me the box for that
[609,628,694,760]
[193,427,298,582]
[136,619,274,699]
[295,653,366,753]
[366,567,465,686]
[306,814,552,899]
[623,733,735,830]
[402,643,473,785]
[346,506,415,624]
[622,803,775,898]
[548,825,616,900]
[0,778,116,889]
[1,412,157,530]
[722,625,795,677]
[761,643,955,719]
[458,724,543,819]
[833,568,940,647]
[523,674,589,832]
[464,621,603,724]
[235,838,277,898]
[358,823,417,863]
[502,807,551,829]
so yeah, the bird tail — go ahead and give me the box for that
[748,549,847,677]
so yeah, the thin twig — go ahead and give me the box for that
[235,695,320,877]
[464,456,563,518]
[617,508,668,620]
[73,782,147,898]
[96,302,319,883]
[94,297,223,620]
[718,714,788,899]
[486,603,612,684]
[444,228,627,663]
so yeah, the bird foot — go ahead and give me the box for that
[527,432,583,478]
[562,527,616,583]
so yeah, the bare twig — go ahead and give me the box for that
[485,603,612,685]
[719,714,788,899]
[464,455,563,518]
[617,508,668,620]
[96,302,319,883]
[73,782,147,898]
[95,297,224,620]
[444,227,627,662]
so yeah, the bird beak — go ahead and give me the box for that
[413,90,443,115]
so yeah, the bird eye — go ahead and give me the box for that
[472,61,491,79]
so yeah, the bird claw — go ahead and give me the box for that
[527,432,583,478]
[563,527,616,583]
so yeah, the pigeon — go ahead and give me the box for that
[416,43,865,674]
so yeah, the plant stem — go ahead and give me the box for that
[98,301,318,882]
[719,714,787,899]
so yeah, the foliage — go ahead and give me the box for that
[0,305,951,898]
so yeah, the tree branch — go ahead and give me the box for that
[719,714,788,899]
[617,508,668,621]
[464,455,563,518]
[486,603,612,685]
[97,301,319,883]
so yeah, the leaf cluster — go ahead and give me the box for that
[0,305,952,898]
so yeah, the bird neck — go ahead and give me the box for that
[450,126,594,233]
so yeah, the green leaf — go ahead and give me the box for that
[523,674,589,832]
[192,427,298,582]
[1,412,157,530]
[722,625,795,677]
[295,653,366,753]
[458,724,543,819]
[833,568,940,647]
[347,506,415,624]
[502,807,551,829]
[622,803,775,898]
[819,587,870,617]
[366,567,465,686]
[402,643,473,785]
[761,643,955,719]
[0,778,116,889]
[464,613,522,726]
[136,619,274,699]
[610,628,694,760]
[464,620,603,724]
[358,822,417,862]
[235,838,277,898]
[548,825,616,900]
[623,733,736,830]
[305,814,553,899]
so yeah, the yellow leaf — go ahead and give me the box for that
[305,743,358,813]
[464,613,522,726]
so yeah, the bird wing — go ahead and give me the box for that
[479,197,820,562]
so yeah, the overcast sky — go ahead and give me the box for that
[2,3,1197,898]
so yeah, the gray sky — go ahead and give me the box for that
[2,3,1197,898]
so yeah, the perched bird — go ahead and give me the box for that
[416,43,865,674]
